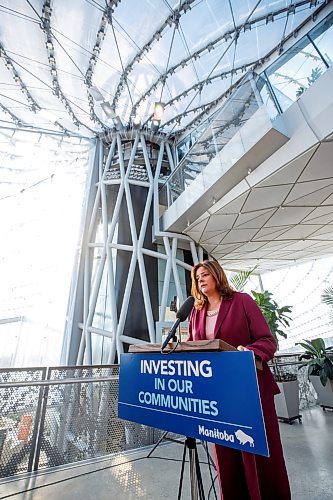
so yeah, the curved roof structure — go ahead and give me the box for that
[0,0,327,138]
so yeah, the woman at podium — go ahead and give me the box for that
[187,260,291,500]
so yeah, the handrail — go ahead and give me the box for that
[0,376,118,389]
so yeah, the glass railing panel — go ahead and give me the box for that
[162,73,278,208]
[308,11,333,67]
[265,36,328,112]
[163,13,333,212]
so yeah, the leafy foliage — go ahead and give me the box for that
[251,290,292,342]
[228,268,292,341]
[229,266,258,291]
[296,338,333,387]
[321,285,333,322]
[296,66,322,99]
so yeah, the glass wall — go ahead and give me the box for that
[167,12,333,211]
[0,130,94,367]
[163,73,274,207]
[264,12,332,113]
[309,12,333,67]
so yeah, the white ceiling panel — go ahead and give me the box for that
[298,142,333,182]
[265,206,314,227]
[257,146,317,187]
[204,213,238,231]
[220,228,259,244]
[243,185,292,212]
[302,206,333,224]
[284,180,333,206]
[233,208,276,229]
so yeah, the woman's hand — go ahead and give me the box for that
[237,345,250,351]
[237,345,263,370]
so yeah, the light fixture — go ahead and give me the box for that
[153,101,164,121]
[100,101,116,118]
[89,86,104,101]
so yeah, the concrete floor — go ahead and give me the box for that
[0,405,332,499]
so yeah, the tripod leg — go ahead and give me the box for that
[178,442,188,500]
[189,446,199,499]
[201,440,216,469]
[193,445,206,500]
[187,438,206,500]
[146,430,169,458]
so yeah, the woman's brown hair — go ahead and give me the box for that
[191,260,234,310]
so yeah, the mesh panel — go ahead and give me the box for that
[0,366,164,479]
[0,368,45,477]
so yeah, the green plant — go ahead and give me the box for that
[251,290,292,342]
[321,285,333,322]
[296,66,322,98]
[228,268,292,341]
[229,266,258,291]
[296,338,333,386]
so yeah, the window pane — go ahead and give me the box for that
[309,12,333,67]
[266,36,327,112]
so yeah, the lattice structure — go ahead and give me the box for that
[62,130,204,366]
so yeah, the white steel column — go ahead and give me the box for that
[67,131,203,364]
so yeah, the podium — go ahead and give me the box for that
[128,338,236,354]
[129,340,234,499]
[118,341,268,499]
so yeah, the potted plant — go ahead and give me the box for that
[229,268,293,344]
[250,291,298,422]
[251,290,292,344]
[230,269,299,422]
[270,361,301,423]
[296,338,333,410]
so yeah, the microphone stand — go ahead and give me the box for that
[156,325,212,499]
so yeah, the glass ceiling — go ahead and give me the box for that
[0,0,324,138]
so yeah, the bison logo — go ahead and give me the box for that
[235,429,254,447]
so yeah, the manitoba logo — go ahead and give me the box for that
[198,425,234,442]
[234,429,254,447]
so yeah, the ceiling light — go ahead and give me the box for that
[153,102,164,121]
[101,101,116,118]
[89,86,104,102]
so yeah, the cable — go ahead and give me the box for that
[109,15,134,108]
[167,0,264,134]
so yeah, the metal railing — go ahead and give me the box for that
[269,353,317,409]
[0,358,318,480]
[0,365,163,479]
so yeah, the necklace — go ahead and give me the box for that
[207,309,219,317]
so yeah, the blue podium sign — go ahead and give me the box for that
[118,351,269,457]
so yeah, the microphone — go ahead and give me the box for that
[161,296,195,351]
